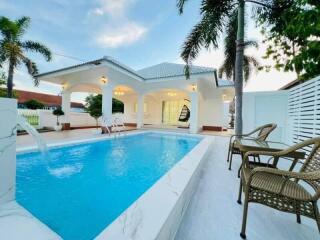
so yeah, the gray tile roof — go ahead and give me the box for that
[137,62,215,80]
[36,57,233,87]
[35,56,143,80]
[217,79,234,87]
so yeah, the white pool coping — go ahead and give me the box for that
[8,130,213,240]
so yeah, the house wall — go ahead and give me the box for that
[121,94,190,126]
[198,89,230,129]
[21,92,232,131]
[120,89,232,129]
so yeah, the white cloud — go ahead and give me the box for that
[96,23,147,48]
[88,0,147,48]
[91,0,134,18]
[92,8,104,16]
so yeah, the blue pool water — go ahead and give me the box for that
[16,132,201,240]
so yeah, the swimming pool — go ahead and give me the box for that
[16,132,202,240]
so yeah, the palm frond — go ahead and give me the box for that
[219,61,234,80]
[247,56,260,68]
[243,55,260,82]
[243,56,250,82]
[219,8,260,83]
[244,40,258,49]
[22,57,40,85]
[22,40,52,61]
[177,0,189,14]
[15,16,30,36]
[181,15,214,79]
[200,0,235,16]
[179,0,237,79]
[0,17,18,40]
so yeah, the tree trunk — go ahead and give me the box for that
[7,60,14,98]
[234,0,245,135]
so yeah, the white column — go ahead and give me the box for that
[61,90,71,125]
[137,94,144,128]
[0,98,17,205]
[189,92,199,134]
[102,84,113,126]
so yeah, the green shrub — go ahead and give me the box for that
[24,99,45,109]
[52,106,64,125]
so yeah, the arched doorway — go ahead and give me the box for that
[143,88,190,129]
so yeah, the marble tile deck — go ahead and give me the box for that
[175,136,319,240]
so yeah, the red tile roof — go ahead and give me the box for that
[16,89,84,108]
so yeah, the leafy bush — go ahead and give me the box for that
[85,94,102,127]
[24,99,45,109]
[112,98,124,113]
[85,94,125,127]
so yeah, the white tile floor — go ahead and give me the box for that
[175,136,319,240]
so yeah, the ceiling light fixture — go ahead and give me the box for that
[100,76,108,84]
[167,92,177,97]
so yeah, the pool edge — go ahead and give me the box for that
[13,130,211,240]
[95,134,214,240]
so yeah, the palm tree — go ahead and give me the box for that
[218,10,259,83]
[0,16,52,98]
[177,0,280,135]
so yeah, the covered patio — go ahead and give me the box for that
[36,56,234,134]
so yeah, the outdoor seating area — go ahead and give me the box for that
[224,122,320,239]
[176,136,319,240]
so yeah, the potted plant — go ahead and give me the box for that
[52,106,64,131]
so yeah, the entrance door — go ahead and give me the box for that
[162,100,190,125]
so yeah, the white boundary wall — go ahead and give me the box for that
[17,109,102,128]
[243,91,289,143]
[243,75,320,144]
[287,76,320,146]
[38,110,101,128]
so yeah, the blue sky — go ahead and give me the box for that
[1,0,296,102]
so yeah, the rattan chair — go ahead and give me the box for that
[227,123,277,170]
[238,137,320,239]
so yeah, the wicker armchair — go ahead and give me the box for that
[238,138,320,239]
[227,123,277,170]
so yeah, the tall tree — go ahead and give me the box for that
[0,16,52,98]
[177,0,287,135]
[219,10,259,83]
[256,0,319,80]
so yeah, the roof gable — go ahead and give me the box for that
[137,62,215,80]
[36,57,220,83]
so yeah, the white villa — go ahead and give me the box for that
[36,56,234,133]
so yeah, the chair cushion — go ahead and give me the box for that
[243,168,312,201]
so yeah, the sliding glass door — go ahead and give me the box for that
[162,100,189,125]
